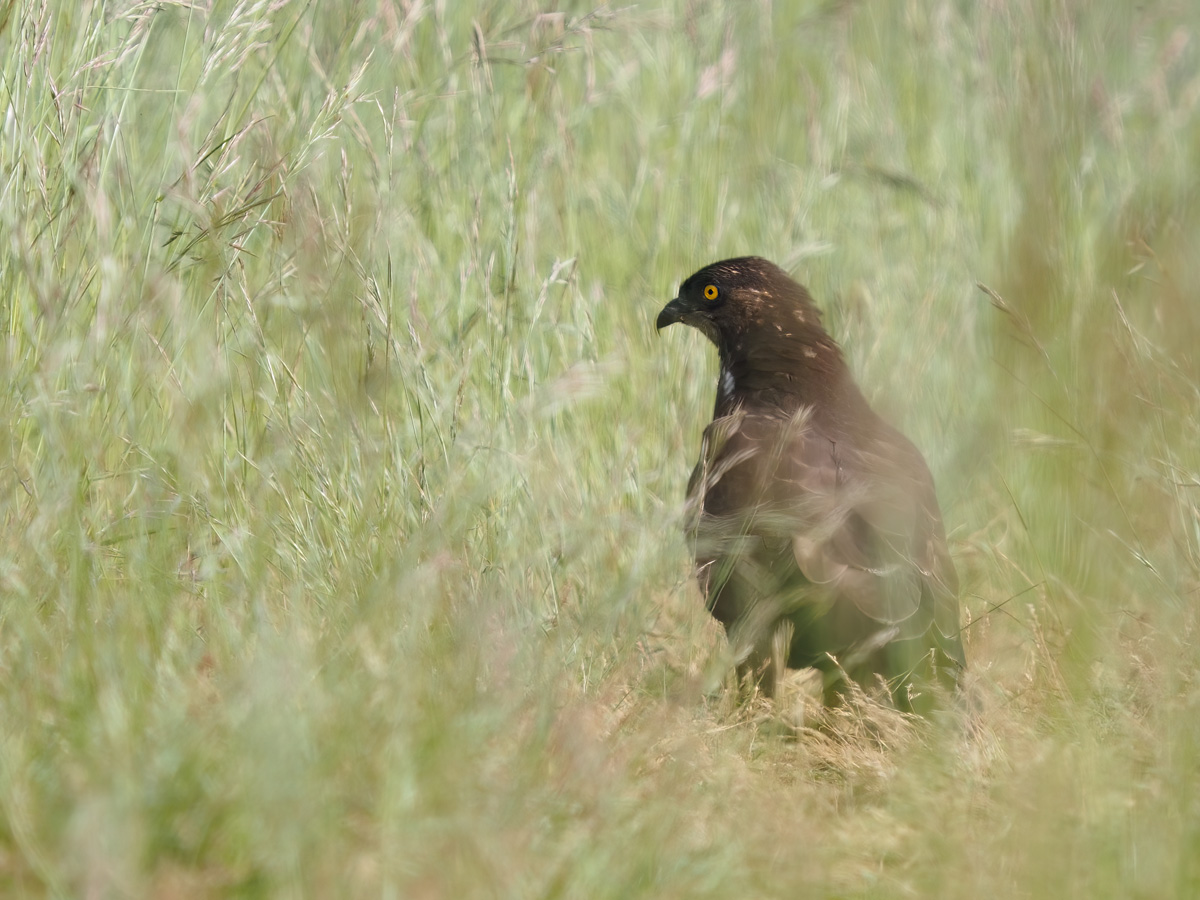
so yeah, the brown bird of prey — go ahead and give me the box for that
[657,257,964,710]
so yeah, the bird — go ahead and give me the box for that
[656,256,965,711]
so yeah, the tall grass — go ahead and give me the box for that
[2,0,1199,896]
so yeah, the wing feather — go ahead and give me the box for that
[686,406,963,669]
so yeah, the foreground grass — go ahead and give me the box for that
[2,0,1200,896]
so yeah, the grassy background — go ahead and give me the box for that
[3,0,1200,896]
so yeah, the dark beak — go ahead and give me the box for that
[656,296,689,331]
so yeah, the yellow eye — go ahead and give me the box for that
[703,284,719,301]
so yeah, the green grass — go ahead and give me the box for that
[3,0,1200,896]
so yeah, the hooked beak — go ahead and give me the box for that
[656,296,689,331]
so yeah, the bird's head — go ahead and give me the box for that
[656,256,827,358]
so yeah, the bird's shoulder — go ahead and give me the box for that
[683,401,843,555]
[687,395,928,517]
[684,397,958,631]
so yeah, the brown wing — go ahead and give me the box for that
[818,422,965,664]
[685,406,964,668]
